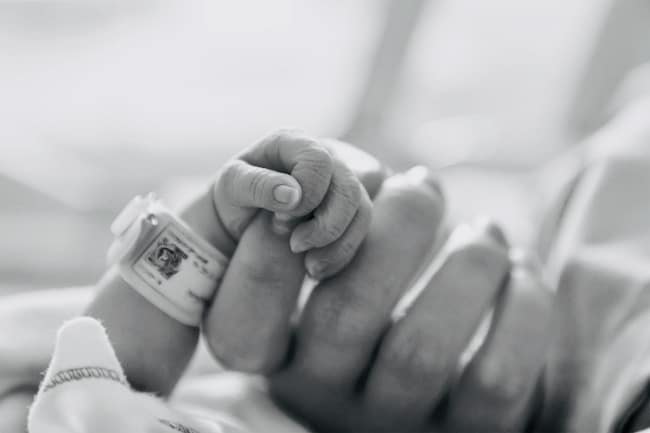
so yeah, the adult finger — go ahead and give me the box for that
[290,159,362,253]
[361,221,510,431]
[281,167,445,389]
[269,168,445,431]
[303,188,372,279]
[202,211,305,373]
[443,250,552,433]
[202,140,389,373]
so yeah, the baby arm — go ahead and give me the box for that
[85,131,371,394]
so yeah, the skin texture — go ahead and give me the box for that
[282,169,446,389]
[265,221,552,433]
[87,134,552,432]
[85,131,373,392]
[203,136,386,373]
[443,251,552,432]
[85,271,199,395]
[206,142,553,433]
[360,225,511,430]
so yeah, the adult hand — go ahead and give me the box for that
[269,222,552,433]
[202,140,552,432]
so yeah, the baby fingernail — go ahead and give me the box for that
[271,213,295,235]
[306,261,326,279]
[290,237,310,253]
[273,185,300,207]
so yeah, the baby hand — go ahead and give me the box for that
[213,130,372,279]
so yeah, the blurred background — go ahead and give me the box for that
[0,0,649,292]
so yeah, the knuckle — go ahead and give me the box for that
[302,141,333,164]
[245,262,280,286]
[381,328,447,383]
[237,251,286,286]
[300,195,325,214]
[306,291,373,346]
[298,146,334,178]
[208,336,277,374]
[472,360,525,401]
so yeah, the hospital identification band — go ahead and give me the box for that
[107,194,229,326]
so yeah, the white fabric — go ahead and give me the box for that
[28,317,243,433]
[0,290,307,433]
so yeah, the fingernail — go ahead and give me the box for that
[405,165,444,197]
[473,217,508,248]
[306,260,326,280]
[290,236,310,254]
[273,185,300,207]
[271,213,296,236]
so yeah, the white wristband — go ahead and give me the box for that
[108,194,229,326]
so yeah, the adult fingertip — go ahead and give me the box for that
[473,216,509,248]
[271,213,297,236]
[404,165,444,198]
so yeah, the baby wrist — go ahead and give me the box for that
[107,193,229,326]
